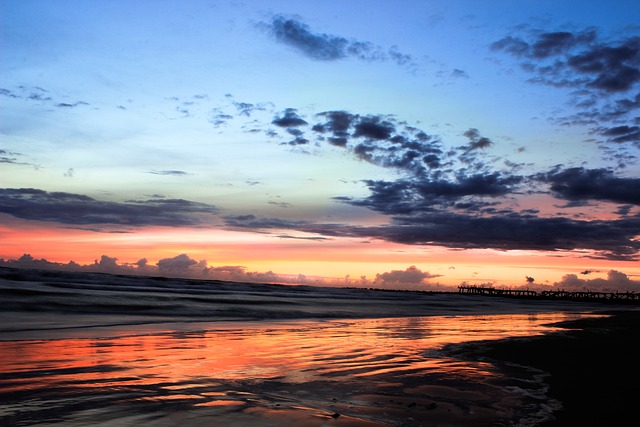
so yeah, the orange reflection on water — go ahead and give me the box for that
[0,313,581,393]
[0,312,597,426]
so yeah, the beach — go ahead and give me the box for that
[1,267,637,426]
[446,310,640,426]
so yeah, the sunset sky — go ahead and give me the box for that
[2,0,639,290]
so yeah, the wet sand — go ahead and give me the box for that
[446,309,640,426]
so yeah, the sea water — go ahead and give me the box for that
[0,268,608,426]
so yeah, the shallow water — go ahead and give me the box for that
[1,268,611,426]
[0,313,594,427]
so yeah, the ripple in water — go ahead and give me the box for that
[0,313,590,426]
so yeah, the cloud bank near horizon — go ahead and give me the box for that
[0,253,446,290]
[1,253,637,293]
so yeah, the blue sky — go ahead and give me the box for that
[1,0,639,290]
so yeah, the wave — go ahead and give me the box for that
[0,265,614,341]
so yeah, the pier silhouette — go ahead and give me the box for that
[458,285,640,304]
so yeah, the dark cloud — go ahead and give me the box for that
[348,180,417,215]
[537,167,640,205]
[327,136,348,147]
[286,135,309,145]
[599,125,640,145]
[568,38,640,92]
[310,110,444,174]
[375,212,640,260]
[268,15,350,60]
[268,200,293,208]
[270,108,310,144]
[258,103,638,261]
[491,29,640,92]
[272,108,308,127]
[350,172,523,215]
[419,172,521,197]
[388,45,414,66]
[0,188,219,228]
[326,163,638,260]
[529,31,595,59]
[221,126,639,260]
[233,101,269,117]
[1,86,51,102]
[0,149,36,167]
[451,69,469,79]
[463,128,494,150]
[207,97,276,131]
[0,151,17,164]
[312,111,354,147]
[55,101,89,108]
[613,92,640,113]
[147,170,189,176]
[0,88,19,98]
[276,234,331,241]
[492,28,640,148]
[210,112,234,126]
[265,15,414,67]
[312,110,355,135]
[223,214,311,231]
[1,85,93,108]
[616,205,634,217]
[353,116,395,140]
[219,209,640,261]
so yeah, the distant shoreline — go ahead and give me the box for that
[458,284,640,305]
[2,265,638,309]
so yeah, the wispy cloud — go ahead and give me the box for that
[1,85,89,108]
[0,149,38,168]
[147,170,190,176]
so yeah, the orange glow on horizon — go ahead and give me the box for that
[1,215,638,288]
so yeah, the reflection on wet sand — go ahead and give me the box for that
[0,313,591,426]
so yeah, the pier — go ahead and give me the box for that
[458,285,640,304]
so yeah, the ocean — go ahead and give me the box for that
[0,267,618,426]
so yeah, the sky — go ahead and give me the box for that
[1,0,640,291]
